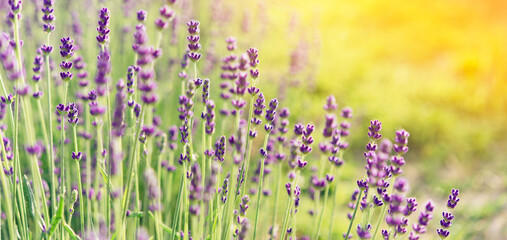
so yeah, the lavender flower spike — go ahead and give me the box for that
[97,8,111,45]
[59,37,74,82]
[437,189,460,239]
[187,20,201,62]
[42,0,55,32]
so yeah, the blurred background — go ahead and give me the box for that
[2,0,506,238]
[212,0,507,238]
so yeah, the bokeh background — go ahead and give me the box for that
[207,0,507,238]
[2,0,506,238]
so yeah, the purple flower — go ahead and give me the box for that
[42,0,54,32]
[446,189,460,209]
[202,79,210,103]
[89,101,105,116]
[356,224,372,239]
[265,98,278,123]
[112,79,127,137]
[411,200,434,237]
[239,195,249,216]
[436,189,460,237]
[189,162,203,214]
[221,177,229,204]
[32,54,43,82]
[214,136,226,163]
[59,37,74,82]
[187,20,201,62]
[341,107,353,118]
[144,167,160,204]
[202,99,215,135]
[324,95,338,112]
[97,8,110,45]
[368,120,382,140]
[137,10,146,22]
[160,5,174,19]
[179,119,190,144]
[95,50,111,96]
[393,130,410,154]
[66,102,79,125]
[155,18,168,30]
[323,114,337,138]
[393,178,408,193]
[247,47,259,68]
[71,151,82,161]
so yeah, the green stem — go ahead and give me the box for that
[61,82,69,195]
[45,32,57,215]
[72,125,85,235]
[120,104,146,240]
[0,130,16,240]
[183,161,190,240]
[328,151,345,239]
[13,93,28,240]
[280,169,301,240]
[371,176,397,239]
[314,173,333,239]
[239,93,255,196]
[344,190,363,239]
[221,109,242,240]
[252,133,271,239]
[170,172,185,240]
[200,121,207,239]
[271,148,283,237]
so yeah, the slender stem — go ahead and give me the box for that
[206,135,213,239]
[222,107,243,240]
[239,94,255,195]
[371,176,397,239]
[106,85,111,240]
[120,105,146,240]
[13,93,28,239]
[280,169,301,240]
[200,121,207,239]
[155,150,165,240]
[328,151,345,239]
[44,32,57,214]
[61,82,69,195]
[344,190,363,239]
[0,130,16,240]
[12,16,36,238]
[170,172,184,240]
[0,73,18,240]
[314,169,335,239]
[71,125,85,235]
[183,161,190,240]
[271,149,283,237]
[252,133,270,239]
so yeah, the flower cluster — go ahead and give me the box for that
[59,37,74,81]
[187,20,201,62]
[437,189,460,239]
[42,0,54,32]
[96,8,110,45]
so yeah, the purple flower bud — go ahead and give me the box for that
[446,189,460,209]
[159,5,174,19]
[97,8,111,45]
[368,120,382,140]
[155,18,168,30]
[324,95,338,112]
[341,107,353,118]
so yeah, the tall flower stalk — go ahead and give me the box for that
[252,98,278,239]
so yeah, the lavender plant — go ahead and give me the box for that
[0,1,463,240]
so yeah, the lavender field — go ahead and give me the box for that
[0,0,505,239]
